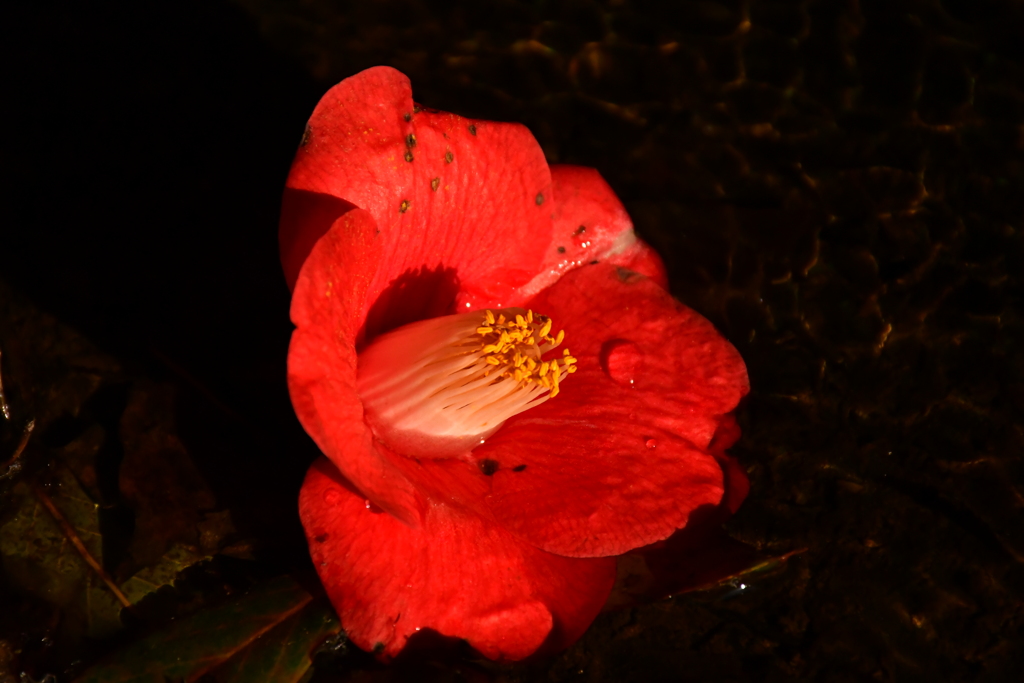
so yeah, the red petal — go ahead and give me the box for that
[707,413,749,515]
[517,165,668,299]
[477,263,749,557]
[288,208,426,525]
[281,66,553,328]
[279,188,356,293]
[299,458,616,661]
[605,415,754,608]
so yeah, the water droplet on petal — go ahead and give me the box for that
[645,438,658,449]
[600,339,644,385]
[323,489,341,505]
[364,499,372,509]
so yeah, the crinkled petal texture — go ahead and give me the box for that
[281,66,553,335]
[476,264,748,557]
[289,208,427,525]
[300,458,616,661]
[279,66,662,317]
[286,66,748,661]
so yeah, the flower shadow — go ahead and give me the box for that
[606,503,761,609]
[360,266,461,348]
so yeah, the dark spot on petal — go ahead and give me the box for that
[445,150,454,164]
[431,177,440,192]
[300,125,311,147]
[404,150,414,162]
[373,642,385,654]
[557,246,566,254]
[403,112,412,122]
[590,260,599,265]
[468,124,477,135]
[616,267,643,283]
[406,133,417,147]
[512,464,527,472]
[536,193,544,205]
[479,459,500,476]
[574,225,587,235]
[400,200,411,213]
[413,104,423,114]
[314,533,329,543]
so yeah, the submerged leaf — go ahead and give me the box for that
[605,527,796,610]
[119,543,211,605]
[214,600,341,683]
[74,575,314,683]
[0,465,124,638]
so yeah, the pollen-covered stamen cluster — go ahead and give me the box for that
[357,307,577,458]
[476,309,577,398]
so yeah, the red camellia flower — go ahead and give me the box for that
[281,67,749,661]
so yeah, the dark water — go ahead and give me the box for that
[2,0,1022,680]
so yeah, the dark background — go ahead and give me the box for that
[2,0,1023,680]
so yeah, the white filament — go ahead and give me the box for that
[357,308,571,458]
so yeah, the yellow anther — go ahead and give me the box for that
[470,307,575,399]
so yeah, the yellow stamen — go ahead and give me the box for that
[474,309,573,393]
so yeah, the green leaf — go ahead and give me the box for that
[0,465,124,638]
[120,543,211,605]
[73,575,314,683]
[1,466,213,641]
[214,600,342,683]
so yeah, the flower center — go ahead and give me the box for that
[357,308,577,458]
